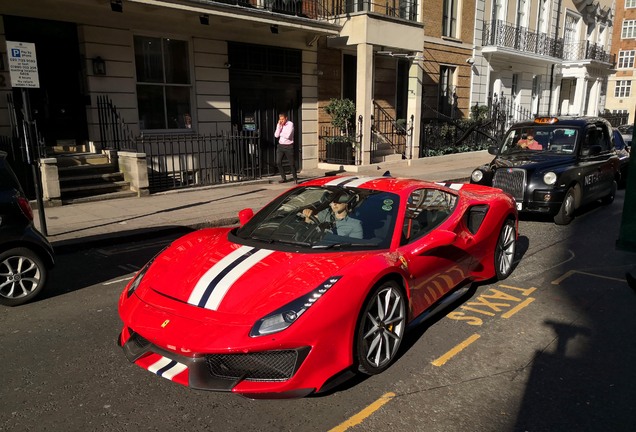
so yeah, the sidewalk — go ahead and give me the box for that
[34,151,493,250]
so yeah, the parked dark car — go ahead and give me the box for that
[0,151,54,306]
[470,117,621,225]
[617,124,632,149]
[613,129,631,186]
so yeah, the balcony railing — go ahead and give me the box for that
[563,41,614,64]
[190,0,419,21]
[482,20,563,58]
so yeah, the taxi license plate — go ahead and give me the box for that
[516,202,523,211]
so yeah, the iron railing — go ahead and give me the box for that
[371,101,407,161]
[563,41,614,63]
[319,125,358,165]
[482,20,564,58]
[191,0,419,21]
[97,95,262,192]
[136,132,261,192]
[97,95,137,151]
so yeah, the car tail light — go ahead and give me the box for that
[17,196,34,221]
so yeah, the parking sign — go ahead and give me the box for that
[6,41,40,88]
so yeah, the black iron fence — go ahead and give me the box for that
[371,102,408,160]
[97,95,262,193]
[420,93,530,157]
[600,112,630,127]
[319,125,358,165]
[136,132,260,192]
[483,20,563,58]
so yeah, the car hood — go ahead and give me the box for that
[492,153,574,171]
[138,228,368,319]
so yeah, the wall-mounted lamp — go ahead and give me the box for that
[199,14,209,25]
[110,0,123,12]
[270,25,279,34]
[92,56,107,75]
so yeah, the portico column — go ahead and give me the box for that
[574,76,588,116]
[356,43,373,165]
[407,60,423,159]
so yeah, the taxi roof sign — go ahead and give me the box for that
[534,117,558,124]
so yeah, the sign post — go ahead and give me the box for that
[7,41,47,236]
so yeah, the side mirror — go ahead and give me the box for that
[410,230,457,256]
[488,146,499,155]
[238,208,254,226]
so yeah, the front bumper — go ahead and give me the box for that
[118,327,313,398]
[517,188,567,214]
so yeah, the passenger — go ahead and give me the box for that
[302,190,363,239]
[518,130,543,150]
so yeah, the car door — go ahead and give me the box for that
[397,188,470,317]
[578,124,614,203]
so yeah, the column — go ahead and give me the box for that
[356,43,373,165]
[407,60,423,159]
[574,76,587,116]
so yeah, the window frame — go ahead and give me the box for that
[618,50,636,69]
[627,0,636,9]
[615,80,632,98]
[622,20,636,39]
[134,35,194,132]
[442,0,458,38]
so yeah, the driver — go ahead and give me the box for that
[302,190,363,239]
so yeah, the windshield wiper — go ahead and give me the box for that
[251,235,311,247]
[313,242,371,249]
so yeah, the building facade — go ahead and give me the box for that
[472,0,615,123]
[606,0,636,121]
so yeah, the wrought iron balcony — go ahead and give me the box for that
[189,0,419,21]
[482,20,563,59]
[562,41,614,64]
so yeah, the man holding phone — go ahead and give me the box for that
[274,112,297,183]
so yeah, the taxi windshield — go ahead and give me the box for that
[500,126,579,155]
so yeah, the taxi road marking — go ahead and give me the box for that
[552,270,627,285]
[501,297,534,318]
[431,333,481,367]
[329,392,396,432]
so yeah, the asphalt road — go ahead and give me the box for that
[2,191,635,432]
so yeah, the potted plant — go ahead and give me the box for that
[324,98,356,164]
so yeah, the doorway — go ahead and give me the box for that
[4,16,88,148]
[228,43,302,177]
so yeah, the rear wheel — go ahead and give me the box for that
[0,248,47,306]
[355,281,406,375]
[601,180,617,205]
[495,219,516,280]
[554,187,576,225]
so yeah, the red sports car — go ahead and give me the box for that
[118,176,517,398]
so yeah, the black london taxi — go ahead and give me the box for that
[470,116,621,225]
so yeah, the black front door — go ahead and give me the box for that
[4,16,88,147]
[232,85,299,176]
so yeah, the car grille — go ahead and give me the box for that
[206,350,299,382]
[493,168,526,201]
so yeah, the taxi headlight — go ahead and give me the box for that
[471,169,484,183]
[543,172,557,186]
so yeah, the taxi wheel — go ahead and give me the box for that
[495,219,516,280]
[0,247,47,306]
[601,180,617,205]
[355,281,406,375]
[554,187,576,225]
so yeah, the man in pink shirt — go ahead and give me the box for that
[274,112,297,183]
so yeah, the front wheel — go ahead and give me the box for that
[0,247,48,306]
[355,281,406,375]
[495,219,516,280]
[554,187,576,225]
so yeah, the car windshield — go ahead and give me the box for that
[235,186,400,250]
[499,126,579,155]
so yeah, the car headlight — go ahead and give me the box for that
[250,276,341,337]
[471,169,484,183]
[543,172,557,186]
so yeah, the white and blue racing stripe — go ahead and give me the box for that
[436,182,464,190]
[325,176,359,186]
[148,356,187,380]
[343,176,384,188]
[187,245,274,311]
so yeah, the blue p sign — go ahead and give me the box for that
[11,48,21,58]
